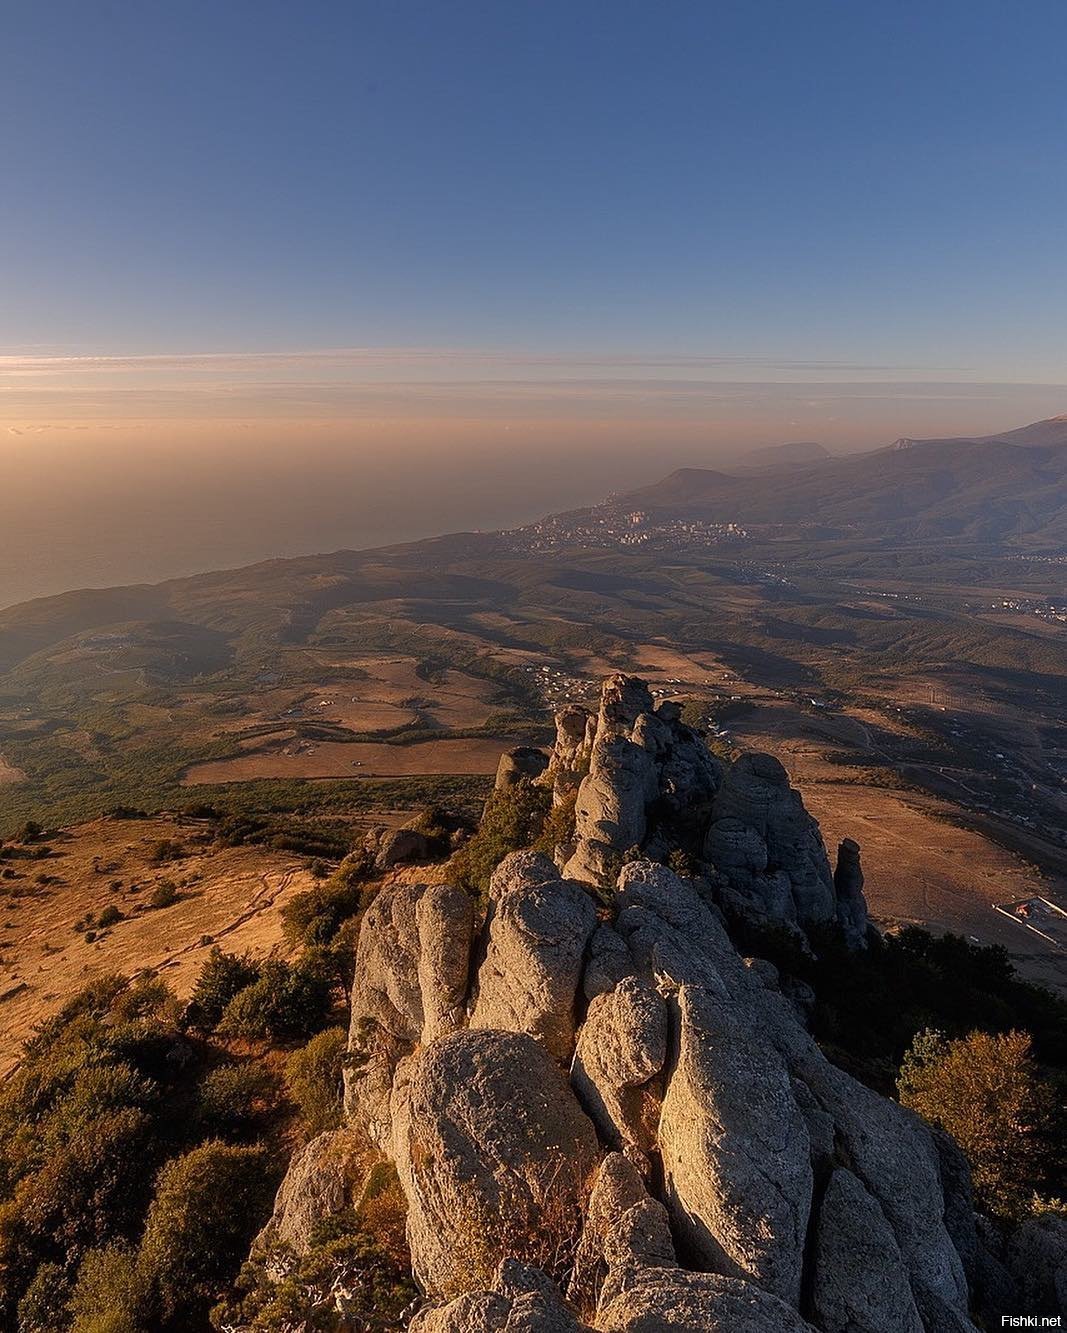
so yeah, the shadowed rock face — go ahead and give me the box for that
[495,746,550,790]
[258,676,1030,1332]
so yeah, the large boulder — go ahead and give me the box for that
[471,852,597,1062]
[417,882,476,1043]
[496,746,550,790]
[570,977,667,1152]
[343,882,427,1144]
[254,1128,353,1256]
[412,1260,589,1333]
[391,1029,600,1299]
[612,860,974,1329]
[344,881,474,1144]
[596,1270,817,1333]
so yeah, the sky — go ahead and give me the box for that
[2,1,1067,606]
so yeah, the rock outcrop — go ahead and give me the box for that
[261,675,1035,1333]
[391,1029,600,1299]
[496,746,551,790]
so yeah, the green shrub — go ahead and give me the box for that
[285,1028,347,1136]
[15,1260,71,1333]
[186,948,261,1032]
[68,1245,143,1333]
[217,957,334,1043]
[197,1063,280,1138]
[137,1141,275,1327]
[147,881,178,910]
[281,854,373,947]
[96,905,124,929]
[450,781,550,900]
[213,1209,416,1332]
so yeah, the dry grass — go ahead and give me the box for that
[0,815,325,1073]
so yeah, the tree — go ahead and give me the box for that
[186,948,260,1031]
[137,1141,274,1327]
[216,956,333,1043]
[897,1027,1057,1219]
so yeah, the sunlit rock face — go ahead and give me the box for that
[263,676,1009,1333]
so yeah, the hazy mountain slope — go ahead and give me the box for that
[619,424,1067,543]
[733,439,832,469]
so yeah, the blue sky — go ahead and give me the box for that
[3,0,1066,376]
[3,2,1067,606]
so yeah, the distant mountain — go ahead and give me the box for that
[732,440,833,470]
[616,417,1067,544]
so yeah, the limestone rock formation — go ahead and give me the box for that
[706,751,837,933]
[658,982,813,1303]
[391,1029,600,1299]
[810,1168,924,1333]
[260,674,1012,1333]
[570,976,667,1152]
[411,1260,588,1333]
[344,879,474,1145]
[496,746,550,790]
[558,676,722,885]
[254,1128,352,1256]
[470,852,597,1061]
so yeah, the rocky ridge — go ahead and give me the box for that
[262,675,1052,1330]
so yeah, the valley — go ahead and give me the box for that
[1,425,1065,1001]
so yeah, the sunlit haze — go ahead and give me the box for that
[3,2,1066,606]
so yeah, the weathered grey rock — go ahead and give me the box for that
[565,737,658,882]
[569,1152,653,1311]
[582,924,634,1001]
[658,983,812,1304]
[612,860,974,1328]
[412,1260,588,1333]
[376,825,431,869]
[811,1168,924,1333]
[596,1270,817,1333]
[833,837,869,947]
[417,882,476,1043]
[798,1060,971,1320]
[343,882,426,1142]
[255,1128,351,1256]
[707,752,836,930]
[547,705,598,800]
[597,675,656,739]
[571,977,667,1151]
[471,852,597,1061]
[496,746,550,790]
[1006,1212,1067,1316]
[392,1029,600,1299]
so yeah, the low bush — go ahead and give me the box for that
[285,1027,347,1136]
[197,1062,280,1139]
[281,856,373,948]
[147,881,178,910]
[185,948,261,1032]
[217,956,334,1044]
